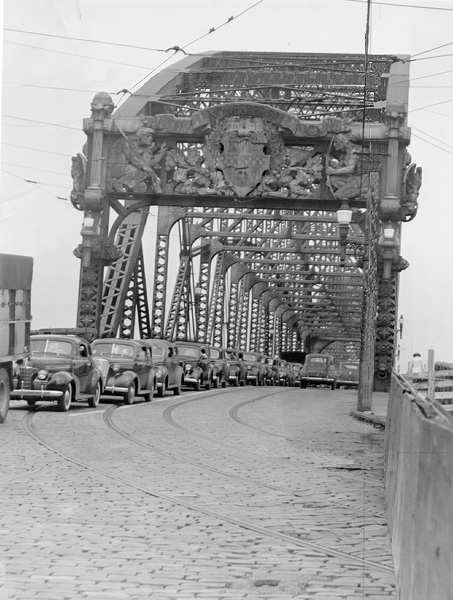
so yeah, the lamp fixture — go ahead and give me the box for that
[337,201,353,226]
[383,221,396,239]
[337,201,352,266]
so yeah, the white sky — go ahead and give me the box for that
[1,0,453,371]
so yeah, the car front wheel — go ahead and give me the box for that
[58,384,72,412]
[173,378,182,396]
[88,382,101,408]
[0,368,10,423]
[123,384,135,405]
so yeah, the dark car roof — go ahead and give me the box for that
[31,334,88,345]
[175,341,206,349]
[92,338,143,347]
[146,339,173,346]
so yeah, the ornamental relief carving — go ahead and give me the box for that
[103,114,371,199]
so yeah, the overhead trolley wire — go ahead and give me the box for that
[343,0,453,10]
[3,27,169,53]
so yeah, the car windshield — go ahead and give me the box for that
[242,353,258,362]
[343,364,359,370]
[310,357,327,364]
[31,339,73,356]
[177,346,199,358]
[92,342,135,358]
[150,345,165,357]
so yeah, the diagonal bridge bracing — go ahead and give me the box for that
[71,51,420,397]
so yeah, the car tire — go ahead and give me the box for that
[158,381,166,398]
[213,377,219,389]
[173,378,182,396]
[205,380,211,391]
[331,382,336,391]
[27,400,37,407]
[123,384,135,405]
[57,384,72,412]
[300,381,307,389]
[143,380,154,402]
[222,379,227,389]
[0,368,11,424]
[194,378,201,391]
[88,382,101,408]
[240,379,245,386]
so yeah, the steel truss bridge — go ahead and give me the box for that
[70,51,420,404]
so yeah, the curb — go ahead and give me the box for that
[350,410,386,428]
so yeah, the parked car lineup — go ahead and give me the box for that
[10,332,359,413]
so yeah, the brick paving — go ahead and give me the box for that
[0,388,395,599]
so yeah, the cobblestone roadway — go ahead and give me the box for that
[0,387,396,599]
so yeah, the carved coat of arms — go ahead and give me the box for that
[205,117,278,197]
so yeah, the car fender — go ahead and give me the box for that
[107,370,137,389]
[48,371,80,396]
[154,364,169,384]
[87,368,103,394]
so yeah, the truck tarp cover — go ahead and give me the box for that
[0,254,33,290]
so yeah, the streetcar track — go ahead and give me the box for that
[0,470,41,485]
[22,407,393,575]
[162,389,287,459]
[229,396,385,488]
[103,403,387,520]
[163,391,384,489]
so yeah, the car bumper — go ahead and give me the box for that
[11,389,63,399]
[103,385,129,394]
[301,377,335,385]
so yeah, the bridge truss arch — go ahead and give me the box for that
[71,51,420,399]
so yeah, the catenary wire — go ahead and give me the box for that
[344,0,453,10]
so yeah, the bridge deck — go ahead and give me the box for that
[3,387,395,598]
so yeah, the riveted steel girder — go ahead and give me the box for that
[73,51,417,401]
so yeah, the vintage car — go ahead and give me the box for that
[300,353,337,390]
[272,357,291,386]
[147,339,184,396]
[337,361,360,389]
[226,348,247,386]
[238,351,266,386]
[11,334,103,412]
[208,347,229,388]
[175,341,213,391]
[289,363,303,386]
[91,338,155,404]
[263,356,276,385]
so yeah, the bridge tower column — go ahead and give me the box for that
[74,92,114,340]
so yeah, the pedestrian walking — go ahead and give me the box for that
[408,352,426,375]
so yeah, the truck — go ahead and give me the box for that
[0,253,33,423]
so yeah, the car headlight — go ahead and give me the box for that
[111,363,121,373]
[185,363,192,371]
[37,370,48,380]
[247,365,251,370]
[156,368,163,378]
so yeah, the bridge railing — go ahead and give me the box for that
[384,372,453,600]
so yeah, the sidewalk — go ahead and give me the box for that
[350,391,389,428]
